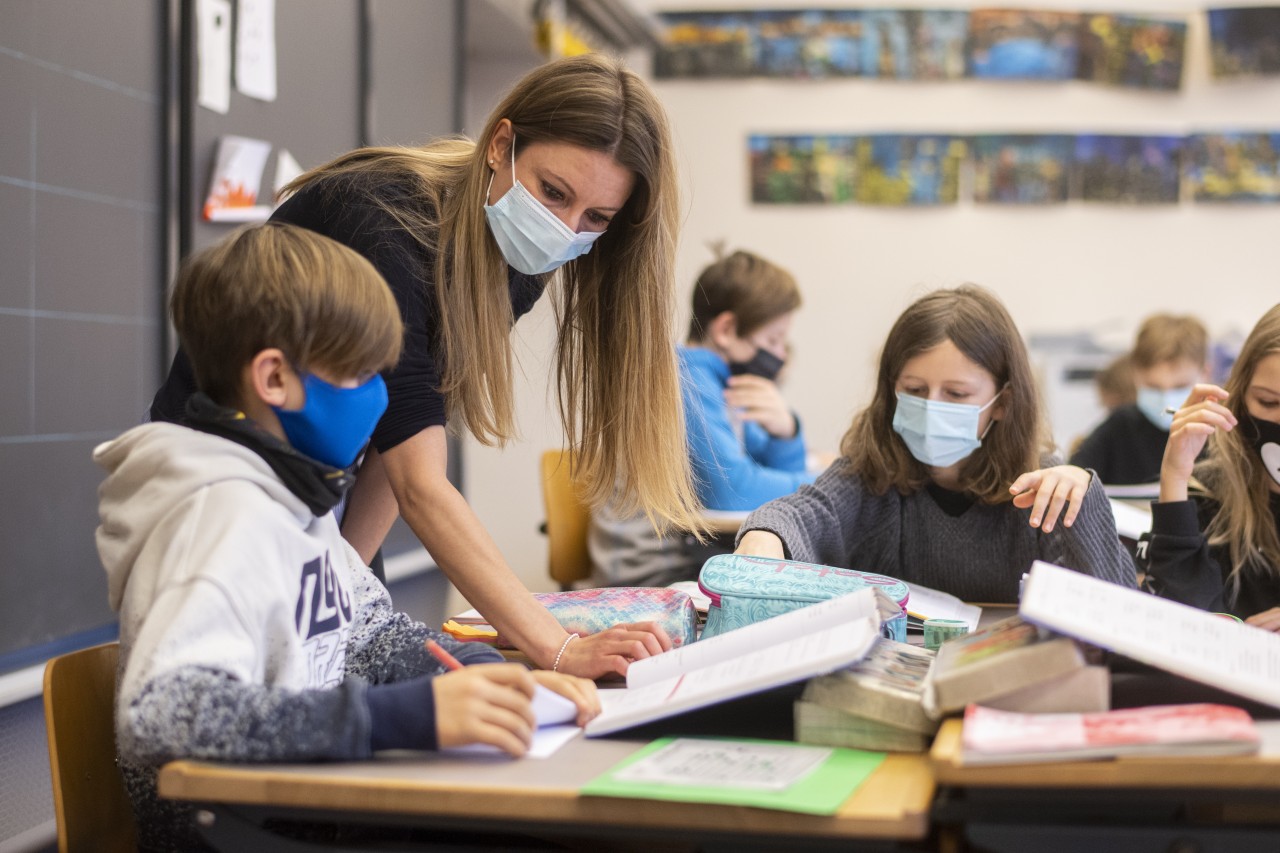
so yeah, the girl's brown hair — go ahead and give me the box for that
[282,54,699,531]
[840,284,1052,502]
[1195,304,1280,599]
[686,250,801,342]
[171,222,402,406]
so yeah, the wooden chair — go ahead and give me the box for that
[43,642,137,853]
[539,449,593,590]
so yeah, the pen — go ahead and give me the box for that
[1163,407,1178,415]
[425,638,464,671]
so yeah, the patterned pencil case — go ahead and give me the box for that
[443,587,699,649]
[698,554,909,641]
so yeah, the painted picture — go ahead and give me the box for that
[654,12,755,79]
[853,135,966,205]
[755,10,863,78]
[860,11,913,79]
[913,10,971,81]
[1075,135,1182,204]
[971,135,1072,204]
[749,135,857,204]
[1077,14,1187,91]
[968,9,1081,80]
[1186,133,1280,202]
[1208,7,1280,78]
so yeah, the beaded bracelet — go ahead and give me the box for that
[552,633,579,673]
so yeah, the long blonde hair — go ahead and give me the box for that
[841,285,1053,503]
[1196,304,1280,599]
[283,54,700,532]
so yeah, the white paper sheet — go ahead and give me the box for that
[235,0,277,101]
[613,739,832,791]
[197,0,232,113]
[203,135,272,222]
[904,582,982,630]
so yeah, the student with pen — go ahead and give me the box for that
[734,285,1137,602]
[1142,304,1280,629]
[97,224,597,852]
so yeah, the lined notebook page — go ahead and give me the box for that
[1020,561,1280,709]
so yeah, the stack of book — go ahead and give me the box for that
[797,615,1109,752]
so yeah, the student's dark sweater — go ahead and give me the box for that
[1143,493,1280,620]
[738,457,1137,603]
[151,174,546,451]
[1070,404,1168,486]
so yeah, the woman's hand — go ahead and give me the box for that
[432,664,536,756]
[1160,384,1235,503]
[1009,465,1093,533]
[531,670,601,726]
[724,375,796,439]
[735,529,785,559]
[1245,607,1280,633]
[553,622,673,680]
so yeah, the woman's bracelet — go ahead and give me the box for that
[552,633,579,673]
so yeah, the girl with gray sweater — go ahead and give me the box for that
[736,285,1137,603]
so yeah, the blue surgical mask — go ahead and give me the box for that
[1135,385,1192,431]
[483,134,604,275]
[273,373,388,469]
[892,391,1002,468]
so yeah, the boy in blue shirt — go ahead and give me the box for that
[590,250,818,586]
[95,223,596,851]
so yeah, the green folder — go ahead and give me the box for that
[579,737,885,815]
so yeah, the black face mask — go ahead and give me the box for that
[1245,413,1280,487]
[728,347,785,383]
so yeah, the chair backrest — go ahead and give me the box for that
[540,449,592,589]
[44,642,138,853]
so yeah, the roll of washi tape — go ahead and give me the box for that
[923,618,969,651]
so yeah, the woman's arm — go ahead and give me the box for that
[347,425,670,678]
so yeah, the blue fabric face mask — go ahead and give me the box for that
[892,390,1002,468]
[273,373,388,469]
[1135,385,1192,431]
[483,134,605,276]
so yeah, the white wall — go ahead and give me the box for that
[458,0,1280,608]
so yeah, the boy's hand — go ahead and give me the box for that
[724,375,796,439]
[555,623,673,680]
[1009,465,1092,533]
[432,664,536,757]
[531,670,601,726]
[1161,384,1234,503]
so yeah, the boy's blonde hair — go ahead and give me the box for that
[1132,314,1209,370]
[282,53,701,534]
[1196,303,1280,599]
[687,250,801,342]
[171,222,402,406]
[841,284,1053,503]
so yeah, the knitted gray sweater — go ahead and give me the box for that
[738,460,1137,603]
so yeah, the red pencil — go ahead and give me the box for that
[425,638,464,671]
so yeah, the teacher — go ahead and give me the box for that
[151,54,701,678]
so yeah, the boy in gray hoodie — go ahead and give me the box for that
[95,223,597,851]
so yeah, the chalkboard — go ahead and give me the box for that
[0,0,168,672]
[0,0,464,673]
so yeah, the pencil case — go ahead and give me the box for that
[698,554,909,642]
[444,587,699,649]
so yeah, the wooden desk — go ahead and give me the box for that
[929,718,1280,852]
[697,509,749,537]
[160,735,936,851]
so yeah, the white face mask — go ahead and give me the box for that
[483,134,605,276]
[1135,385,1192,432]
[892,390,1002,468]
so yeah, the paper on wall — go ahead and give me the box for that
[203,135,273,222]
[236,0,278,102]
[197,0,232,114]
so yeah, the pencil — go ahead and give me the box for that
[425,638,464,671]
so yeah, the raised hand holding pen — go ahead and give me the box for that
[1160,383,1235,503]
